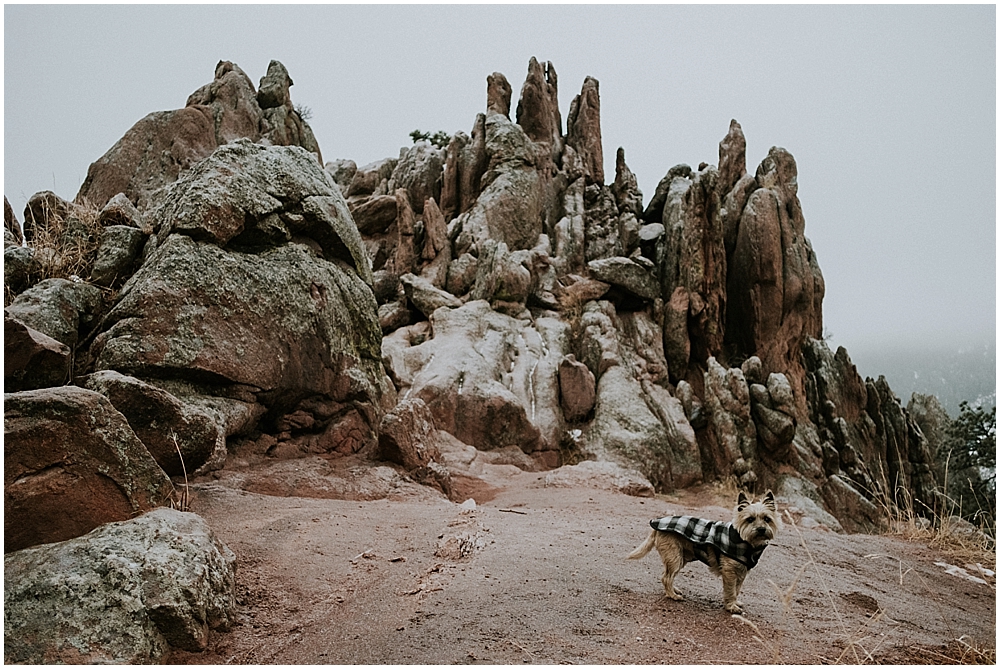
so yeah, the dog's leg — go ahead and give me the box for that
[720,558,748,614]
[656,535,686,601]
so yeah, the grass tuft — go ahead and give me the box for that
[24,198,104,286]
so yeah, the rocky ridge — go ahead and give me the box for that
[4,58,949,660]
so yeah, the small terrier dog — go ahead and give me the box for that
[627,490,780,614]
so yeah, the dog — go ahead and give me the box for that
[627,490,780,614]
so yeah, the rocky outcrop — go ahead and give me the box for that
[4,386,174,552]
[452,112,546,254]
[565,76,603,184]
[21,190,73,243]
[256,60,323,162]
[83,139,385,464]
[486,72,513,118]
[728,147,825,401]
[4,508,235,663]
[382,302,565,467]
[4,55,945,581]
[800,337,942,530]
[515,58,562,167]
[76,60,322,210]
[388,143,444,216]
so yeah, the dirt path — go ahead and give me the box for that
[169,465,995,664]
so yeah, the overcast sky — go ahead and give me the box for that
[4,4,996,369]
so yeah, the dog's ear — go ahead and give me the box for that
[761,489,776,512]
[737,490,750,511]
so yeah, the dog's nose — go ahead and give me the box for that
[756,527,767,535]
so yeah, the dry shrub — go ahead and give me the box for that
[870,462,995,571]
[746,512,996,664]
[25,198,103,284]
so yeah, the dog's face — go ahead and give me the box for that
[733,490,780,548]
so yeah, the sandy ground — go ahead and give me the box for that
[168,461,995,665]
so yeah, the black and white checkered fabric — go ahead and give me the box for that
[650,515,766,570]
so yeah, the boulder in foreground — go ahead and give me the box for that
[4,508,236,663]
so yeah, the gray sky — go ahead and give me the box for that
[4,4,996,364]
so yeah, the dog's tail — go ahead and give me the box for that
[626,528,657,560]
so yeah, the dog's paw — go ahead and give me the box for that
[724,602,744,614]
[665,590,685,601]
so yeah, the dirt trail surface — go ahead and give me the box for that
[169,464,995,664]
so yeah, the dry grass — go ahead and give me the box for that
[169,432,192,513]
[24,198,103,285]
[737,510,995,664]
[869,461,995,571]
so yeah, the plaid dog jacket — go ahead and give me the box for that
[650,515,766,570]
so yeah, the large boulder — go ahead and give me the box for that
[21,190,73,243]
[4,314,72,391]
[76,60,321,210]
[98,192,149,233]
[4,508,235,663]
[349,194,397,235]
[587,256,659,302]
[4,386,174,553]
[151,140,369,281]
[5,195,23,244]
[90,234,383,438]
[4,278,103,348]
[381,301,567,465]
[400,272,462,318]
[80,371,224,477]
[90,224,148,287]
[75,106,219,211]
[388,142,444,215]
[377,397,441,470]
[558,354,596,423]
[541,460,654,498]
[4,243,38,294]
[346,157,397,198]
[326,158,358,193]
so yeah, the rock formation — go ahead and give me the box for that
[4,56,949,659]
[76,60,322,210]
[5,509,235,663]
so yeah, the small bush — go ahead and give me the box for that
[409,129,451,149]
[938,401,996,531]
[293,103,313,121]
[25,199,103,285]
